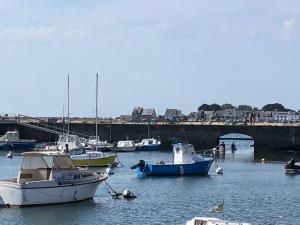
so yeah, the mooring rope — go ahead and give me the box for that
[104,180,122,198]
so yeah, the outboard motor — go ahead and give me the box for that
[131,160,147,172]
[285,158,300,169]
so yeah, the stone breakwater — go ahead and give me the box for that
[0,121,299,161]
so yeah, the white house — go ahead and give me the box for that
[273,111,300,122]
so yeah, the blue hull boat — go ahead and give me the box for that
[0,141,35,150]
[139,144,160,151]
[132,143,214,176]
[0,131,36,151]
[136,160,214,176]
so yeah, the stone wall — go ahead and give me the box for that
[0,122,299,161]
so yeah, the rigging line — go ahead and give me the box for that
[72,74,95,115]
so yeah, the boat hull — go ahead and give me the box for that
[136,159,214,176]
[114,146,136,152]
[0,179,103,207]
[0,141,35,151]
[285,168,300,174]
[72,155,116,167]
[138,144,160,151]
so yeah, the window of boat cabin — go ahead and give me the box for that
[194,220,207,225]
[53,156,77,169]
[22,155,53,169]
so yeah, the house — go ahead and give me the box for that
[119,115,132,122]
[273,111,300,122]
[187,112,197,121]
[255,111,273,122]
[165,109,183,121]
[141,108,157,121]
[203,111,215,121]
[132,107,143,122]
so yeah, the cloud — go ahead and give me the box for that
[281,18,296,40]
[0,26,86,42]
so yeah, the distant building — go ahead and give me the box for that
[141,108,157,121]
[119,115,132,122]
[255,111,273,122]
[165,109,183,121]
[187,112,197,121]
[132,107,143,122]
[203,111,215,121]
[273,111,300,122]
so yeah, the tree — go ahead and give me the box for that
[198,103,221,112]
[198,104,211,111]
[210,103,222,111]
[221,103,236,110]
[237,105,252,111]
[262,103,286,111]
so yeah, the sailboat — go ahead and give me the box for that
[70,74,117,167]
[45,75,85,154]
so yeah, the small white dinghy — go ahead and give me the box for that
[0,151,108,207]
[186,217,251,225]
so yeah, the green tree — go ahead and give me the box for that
[237,105,253,111]
[261,103,286,111]
[198,103,222,111]
[221,103,236,110]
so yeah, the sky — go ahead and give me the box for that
[0,0,300,117]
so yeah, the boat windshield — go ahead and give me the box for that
[0,131,19,141]
[194,220,207,225]
[53,156,77,170]
[89,136,99,141]
[22,155,53,169]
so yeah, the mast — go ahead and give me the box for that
[96,73,98,150]
[67,74,70,137]
[147,119,150,139]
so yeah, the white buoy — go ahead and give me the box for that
[216,166,223,175]
[6,151,13,159]
[122,189,136,199]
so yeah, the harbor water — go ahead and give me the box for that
[0,143,299,225]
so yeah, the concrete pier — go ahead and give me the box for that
[0,121,299,161]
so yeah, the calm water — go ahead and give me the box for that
[0,144,299,225]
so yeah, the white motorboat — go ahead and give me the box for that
[57,134,85,153]
[88,136,113,150]
[0,151,108,207]
[136,137,161,151]
[114,140,136,152]
[186,217,251,225]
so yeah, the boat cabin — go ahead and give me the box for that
[17,152,79,184]
[173,143,199,164]
[0,130,20,142]
[58,134,83,151]
[117,140,135,148]
[140,138,160,146]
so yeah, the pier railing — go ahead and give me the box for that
[16,114,90,139]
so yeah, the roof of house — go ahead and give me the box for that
[165,109,181,116]
[142,108,156,116]
[132,107,143,114]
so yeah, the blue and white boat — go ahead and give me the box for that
[131,143,214,176]
[0,130,36,151]
[136,137,161,151]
